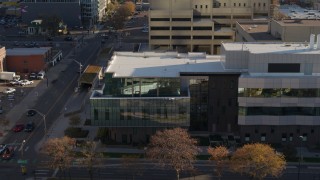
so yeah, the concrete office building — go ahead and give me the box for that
[236,19,320,42]
[148,0,274,54]
[224,39,320,146]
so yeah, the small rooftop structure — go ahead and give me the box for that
[106,52,227,78]
[6,47,51,56]
[222,42,320,54]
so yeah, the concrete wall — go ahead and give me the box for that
[21,3,82,27]
[270,20,320,42]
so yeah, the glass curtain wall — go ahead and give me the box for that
[91,98,190,127]
[238,88,320,97]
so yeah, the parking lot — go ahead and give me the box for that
[0,79,41,117]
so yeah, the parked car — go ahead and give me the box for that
[37,71,45,79]
[24,122,35,132]
[12,124,24,132]
[29,73,37,79]
[9,80,21,86]
[0,144,7,154]
[3,88,16,94]
[2,147,14,160]
[27,110,37,117]
[20,80,33,86]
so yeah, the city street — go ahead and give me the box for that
[0,31,103,179]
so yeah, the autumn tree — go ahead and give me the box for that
[69,114,81,127]
[124,1,136,14]
[146,128,198,180]
[79,141,103,180]
[42,136,76,178]
[208,146,229,179]
[121,155,144,180]
[230,143,286,180]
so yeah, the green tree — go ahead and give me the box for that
[208,146,229,179]
[230,143,286,180]
[79,141,103,180]
[124,1,136,14]
[146,128,198,180]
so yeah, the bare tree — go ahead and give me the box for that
[208,146,229,179]
[69,114,81,127]
[121,155,144,180]
[79,141,103,180]
[230,143,286,180]
[146,128,198,180]
[42,136,76,179]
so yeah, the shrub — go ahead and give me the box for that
[64,127,89,138]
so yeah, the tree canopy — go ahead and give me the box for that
[230,143,286,180]
[42,136,76,171]
[146,128,198,180]
[208,146,229,178]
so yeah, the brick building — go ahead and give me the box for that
[5,47,52,74]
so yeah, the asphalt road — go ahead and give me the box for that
[0,34,102,179]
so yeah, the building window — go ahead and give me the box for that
[311,129,314,134]
[224,3,226,6]
[105,109,109,120]
[261,133,266,141]
[263,3,266,7]
[120,109,124,120]
[289,133,293,141]
[254,3,256,7]
[302,133,308,141]
[206,5,208,8]
[94,109,98,120]
[239,3,241,6]
[244,3,246,7]
[258,3,261,7]
[234,3,236,6]
[245,133,250,142]
[195,5,197,8]
[200,5,202,8]
[282,133,287,142]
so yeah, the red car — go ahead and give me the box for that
[2,147,14,160]
[12,124,24,132]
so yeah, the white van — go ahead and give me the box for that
[37,70,45,79]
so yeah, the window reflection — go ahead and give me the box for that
[104,76,182,97]
[239,88,320,97]
[91,98,190,127]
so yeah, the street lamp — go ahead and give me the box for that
[298,135,304,180]
[73,59,83,88]
[27,109,47,135]
[20,140,26,159]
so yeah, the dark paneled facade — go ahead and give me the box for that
[208,74,240,133]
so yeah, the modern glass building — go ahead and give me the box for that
[90,52,228,143]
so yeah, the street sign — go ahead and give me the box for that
[17,159,27,164]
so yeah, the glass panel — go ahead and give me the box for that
[240,107,320,116]
[239,88,320,97]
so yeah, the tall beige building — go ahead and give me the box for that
[149,0,273,54]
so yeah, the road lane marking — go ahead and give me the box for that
[52,168,59,177]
